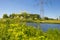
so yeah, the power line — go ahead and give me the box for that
[40,0,44,18]
[34,0,52,18]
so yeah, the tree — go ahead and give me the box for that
[9,13,16,18]
[44,17,54,20]
[44,17,49,20]
[3,14,8,18]
[21,12,28,18]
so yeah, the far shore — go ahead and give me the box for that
[33,20,60,24]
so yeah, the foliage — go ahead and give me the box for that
[3,12,41,20]
[44,17,54,20]
[3,14,9,18]
[0,18,60,40]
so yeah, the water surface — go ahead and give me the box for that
[26,22,60,31]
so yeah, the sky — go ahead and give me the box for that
[0,0,60,19]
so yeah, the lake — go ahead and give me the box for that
[26,22,60,31]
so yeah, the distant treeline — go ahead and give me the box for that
[3,12,55,20]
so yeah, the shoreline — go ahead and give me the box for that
[31,20,60,24]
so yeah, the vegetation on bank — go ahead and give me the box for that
[0,18,60,40]
[3,12,57,20]
[2,12,60,24]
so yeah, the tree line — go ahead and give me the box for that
[3,12,55,20]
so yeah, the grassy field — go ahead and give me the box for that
[0,18,60,40]
[33,20,60,24]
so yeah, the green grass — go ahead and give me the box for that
[0,18,60,40]
[31,20,60,24]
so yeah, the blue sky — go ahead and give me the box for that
[0,0,60,18]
